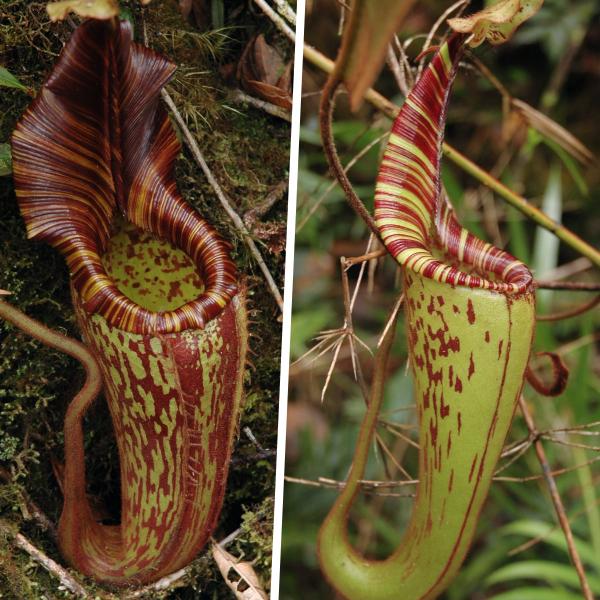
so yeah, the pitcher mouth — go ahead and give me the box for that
[66,212,237,335]
[377,197,533,295]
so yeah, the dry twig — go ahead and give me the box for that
[229,89,291,121]
[518,396,594,600]
[536,295,600,322]
[271,0,296,25]
[252,0,296,42]
[0,523,90,598]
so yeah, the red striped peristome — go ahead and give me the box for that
[11,19,237,334]
[374,33,532,294]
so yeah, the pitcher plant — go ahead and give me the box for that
[314,2,564,598]
[2,18,247,586]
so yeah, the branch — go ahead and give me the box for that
[229,89,291,122]
[271,0,296,26]
[252,0,296,42]
[535,280,600,292]
[518,396,594,600]
[0,522,90,598]
[123,568,188,598]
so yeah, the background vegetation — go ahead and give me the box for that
[282,0,600,598]
[0,0,292,597]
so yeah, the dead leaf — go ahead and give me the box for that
[179,0,192,18]
[511,98,594,165]
[212,544,268,600]
[178,0,211,30]
[335,0,418,111]
[448,0,543,47]
[47,0,119,21]
[237,35,293,111]
[47,0,152,21]
[278,61,292,88]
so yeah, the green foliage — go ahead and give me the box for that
[0,67,26,91]
[236,496,275,573]
[0,144,11,176]
[486,560,600,594]
[514,0,596,63]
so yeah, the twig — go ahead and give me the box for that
[416,0,469,79]
[343,248,387,268]
[379,420,419,449]
[349,235,376,313]
[0,523,89,598]
[244,180,288,228]
[386,44,410,97]
[494,436,536,476]
[518,396,594,600]
[252,0,296,42]
[160,90,284,312]
[548,421,600,435]
[377,294,404,348]
[243,426,267,452]
[271,0,296,25]
[229,89,291,121]
[297,131,388,231]
[543,437,600,453]
[287,448,600,490]
[535,280,600,292]
[219,527,243,548]
[493,454,600,482]
[0,467,57,540]
[283,476,415,498]
[536,295,600,322]
[124,568,189,598]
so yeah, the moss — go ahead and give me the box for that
[0,530,38,600]
[0,0,288,596]
[236,496,275,574]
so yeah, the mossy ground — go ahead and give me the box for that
[0,1,289,597]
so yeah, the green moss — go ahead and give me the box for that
[237,496,275,573]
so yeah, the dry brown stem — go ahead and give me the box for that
[518,396,594,600]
